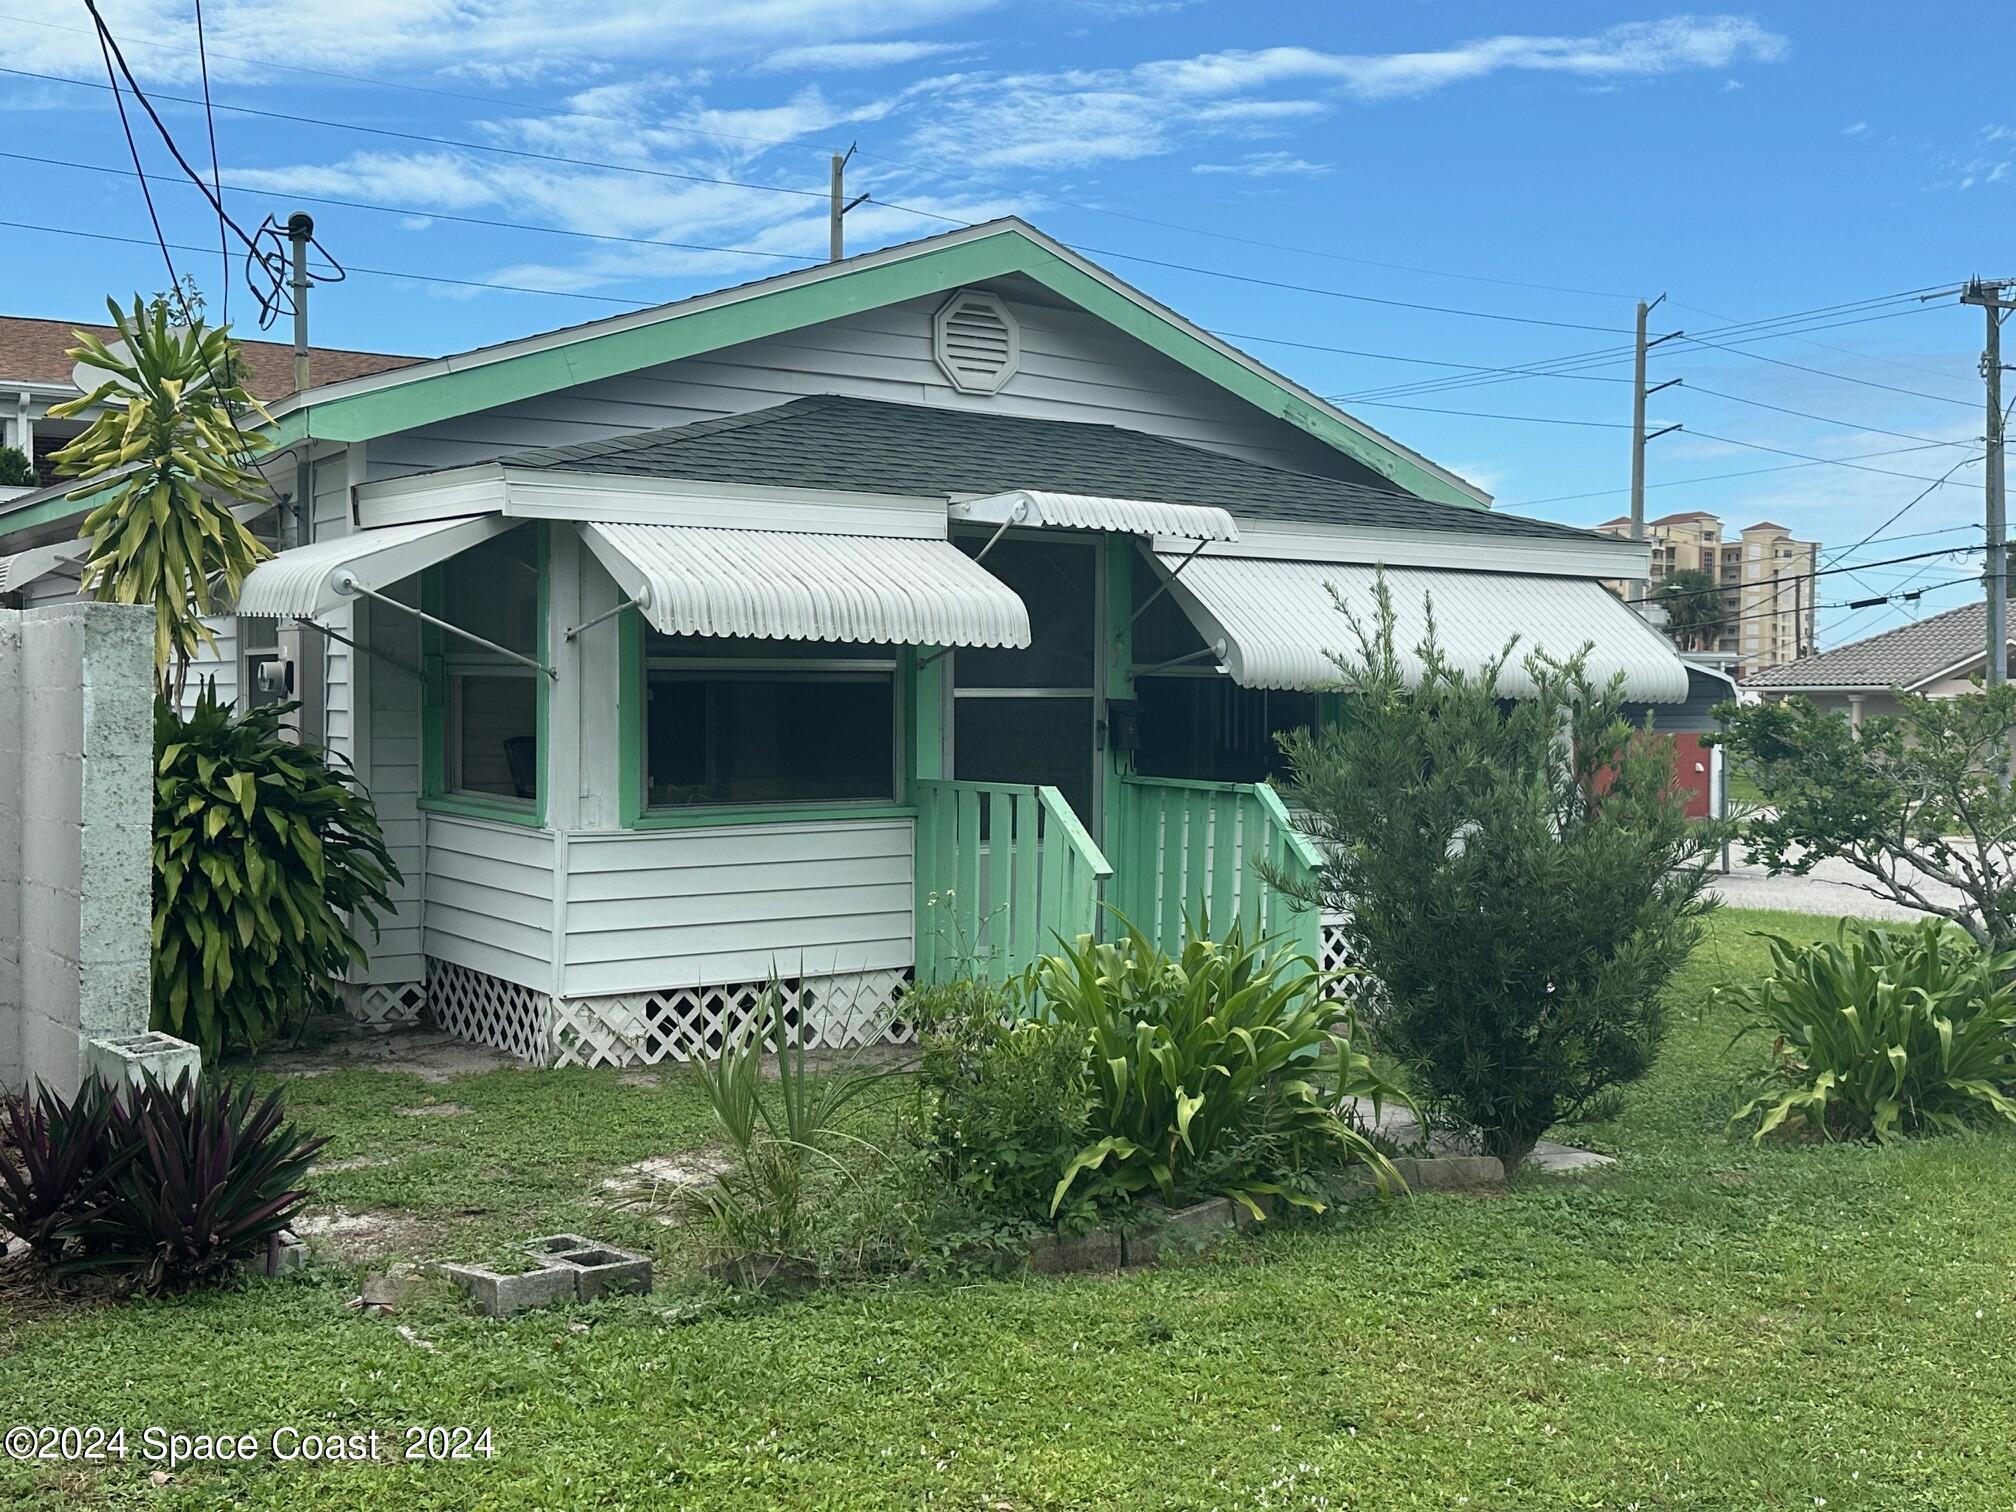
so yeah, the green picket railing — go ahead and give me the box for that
[913,779,1113,984]
[1112,776,1323,961]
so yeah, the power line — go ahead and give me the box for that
[1342,401,1637,429]
[0,148,828,267]
[0,8,1644,306]
[1684,430,1982,486]
[1667,328,1978,411]
[1640,539,1992,605]
[0,216,651,305]
[1676,382,1977,449]
[1499,442,1966,508]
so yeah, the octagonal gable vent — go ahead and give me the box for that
[933,289,1021,395]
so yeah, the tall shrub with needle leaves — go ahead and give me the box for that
[47,296,271,705]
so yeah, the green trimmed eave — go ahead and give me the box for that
[275,226,1486,510]
[0,483,112,548]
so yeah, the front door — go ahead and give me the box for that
[949,534,1102,835]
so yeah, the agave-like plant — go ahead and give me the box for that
[1029,917,1407,1218]
[48,297,272,704]
[1725,918,2016,1143]
[63,1071,324,1293]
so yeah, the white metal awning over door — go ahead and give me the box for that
[233,515,515,618]
[581,522,1031,648]
[950,490,1237,543]
[1152,553,1691,702]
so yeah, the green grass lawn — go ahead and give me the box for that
[5,908,2015,1510]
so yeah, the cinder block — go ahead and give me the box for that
[18,1013,81,1099]
[539,1243,653,1301]
[1124,1197,1239,1265]
[82,1032,201,1099]
[1026,1226,1125,1275]
[441,1261,577,1318]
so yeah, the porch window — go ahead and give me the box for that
[1132,676,1314,785]
[437,527,542,805]
[642,633,897,809]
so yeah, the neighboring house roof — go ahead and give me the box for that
[504,394,1597,542]
[1650,510,1718,525]
[263,218,1490,509]
[1745,597,2007,691]
[0,314,418,402]
[1743,520,1793,533]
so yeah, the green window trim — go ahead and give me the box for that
[618,610,915,831]
[419,521,549,829]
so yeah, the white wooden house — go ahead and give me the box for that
[0,219,1684,1066]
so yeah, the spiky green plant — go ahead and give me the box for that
[1029,918,1404,1219]
[153,688,398,1056]
[1725,919,2016,1143]
[48,297,272,704]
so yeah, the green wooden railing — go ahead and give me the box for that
[1112,776,1324,962]
[913,779,1114,984]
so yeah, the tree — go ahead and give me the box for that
[46,296,398,1054]
[47,296,272,705]
[1650,566,1731,652]
[0,445,33,488]
[1714,688,2016,953]
[1273,578,1725,1171]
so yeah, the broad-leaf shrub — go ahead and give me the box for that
[1724,919,2016,1143]
[910,978,1091,1226]
[154,689,399,1056]
[1029,918,1403,1218]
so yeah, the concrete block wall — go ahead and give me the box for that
[0,601,154,1096]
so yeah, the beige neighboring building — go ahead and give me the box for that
[1594,510,1817,678]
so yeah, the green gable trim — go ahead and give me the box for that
[279,228,1481,509]
[0,485,111,544]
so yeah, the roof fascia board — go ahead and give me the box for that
[266,221,1489,508]
[1166,521,1648,579]
[1905,650,2002,691]
[0,485,110,544]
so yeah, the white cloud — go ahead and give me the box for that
[1192,151,1330,178]
[1843,120,1868,136]
[760,40,972,72]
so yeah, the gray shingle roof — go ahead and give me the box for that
[1746,596,2006,690]
[503,394,1602,542]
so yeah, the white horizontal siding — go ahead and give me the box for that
[311,451,355,760]
[558,819,914,998]
[366,286,1384,487]
[423,815,558,991]
[354,588,427,985]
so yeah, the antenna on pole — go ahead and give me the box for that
[828,142,867,262]
[286,211,314,393]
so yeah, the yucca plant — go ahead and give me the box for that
[1029,918,1405,1219]
[0,1078,128,1263]
[1725,919,2016,1143]
[682,986,893,1279]
[48,297,272,705]
[62,1071,324,1293]
[154,687,399,1056]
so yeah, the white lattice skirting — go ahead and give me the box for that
[426,959,913,1068]
[338,979,429,1029]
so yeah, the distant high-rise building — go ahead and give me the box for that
[1593,512,1818,678]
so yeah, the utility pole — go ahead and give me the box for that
[1961,278,2012,685]
[287,212,313,393]
[827,144,866,262]
[1629,293,1682,608]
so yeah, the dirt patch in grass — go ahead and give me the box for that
[246,1023,516,1083]
[398,1102,472,1119]
[293,1207,450,1265]
[0,1249,127,1321]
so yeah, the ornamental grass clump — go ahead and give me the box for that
[1030,918,1404,1219]
[1724,919,2016,1144]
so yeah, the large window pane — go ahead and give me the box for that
[643,633,896,808]
[438,526,540,805]
[451,673,539,799]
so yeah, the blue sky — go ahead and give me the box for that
[4,2,2010,645]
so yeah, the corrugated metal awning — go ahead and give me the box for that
[234,515,515,618]
[582,523,1031,647]
[951,489,1237,542]
[1154,554,1690,702]
[0,536,89,594]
